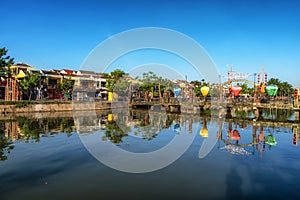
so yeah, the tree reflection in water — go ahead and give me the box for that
[0,125,14,161]
[0,108,297,161]
[104,121,129,144]
[17,117,75,142]
[0,117,75,161]
[130,110,181,140]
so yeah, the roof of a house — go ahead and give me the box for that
[61,69,75,75]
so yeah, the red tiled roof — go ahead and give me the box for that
[61,69,74,75]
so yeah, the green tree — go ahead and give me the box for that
[267,78,281,87]
[19,72,40,100]
[137,71,173,98]
[105,69,126,92]
[191,80,210,97]
[0,47,14,77]
[59,77,74,99]
[240,83,250,94]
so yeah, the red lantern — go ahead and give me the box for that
[293,133,297,146]
[229,129,241,140]
[231,85,242,97]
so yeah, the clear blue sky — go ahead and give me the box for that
[1,0,299,85]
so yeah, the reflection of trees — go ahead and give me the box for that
[262,109,294,121]
[132,111,178,140]
[17,117,44,142]
[0,116,75,160]
[4,117,75,142]
[104,121,128,143]
[102,111,131,143]
[60,118,74,135]
[0,127,14,161]
[234,110,253,119]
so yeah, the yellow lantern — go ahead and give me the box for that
[200,127,208,138]
[200,86,209,97]
[200,121,208,138]
[260,83,265,93]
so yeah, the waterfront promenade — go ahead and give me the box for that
[1,96,300,122]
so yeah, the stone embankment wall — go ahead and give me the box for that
[0,101,113,114]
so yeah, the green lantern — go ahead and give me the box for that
[266,135,277,146]
[266,84,278,96]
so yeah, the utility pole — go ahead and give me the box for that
[219,74,223,103]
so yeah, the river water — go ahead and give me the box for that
[1,109,300,200]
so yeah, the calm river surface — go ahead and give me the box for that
[1,109,300,200]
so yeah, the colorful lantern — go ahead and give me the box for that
[200,122,208,138]
[229,129,241,140]
[108,113,113,122]
[266,84,278,96]
[200,86,209,97]
[231,85,242,97]
[173,88,181,97]
[260,83,265,93]
[266,135,277,146]
[174,123,180,133]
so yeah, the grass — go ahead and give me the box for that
[0,100,71,108]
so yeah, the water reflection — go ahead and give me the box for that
[1,110,300,200]
[226,164,243,199]
[217,120,282,156]
[0,131,14,161]
[0,109,299,162]
[0,117,75,161]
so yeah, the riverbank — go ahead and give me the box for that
[0,101,112,115]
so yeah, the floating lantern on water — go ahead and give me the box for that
[266,84,278,96]
[200,86,209,97]
[229,129,241,140]
[231,85,242,97]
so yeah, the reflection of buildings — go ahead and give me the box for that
[73,109,202,142]
[5,121,20,141]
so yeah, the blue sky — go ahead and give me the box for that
[1,0,300,85]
